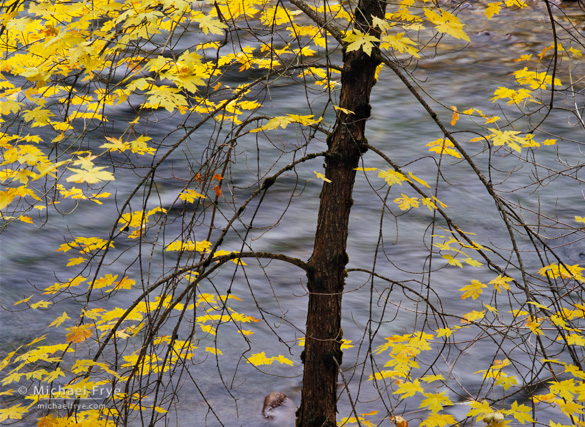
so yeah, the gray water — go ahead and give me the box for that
[2,2,585,426]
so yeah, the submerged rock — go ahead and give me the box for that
[262,391,290,419]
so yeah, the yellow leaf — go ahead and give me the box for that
[442,254,462,268]
[424,8,470,42]
[489,275,512,293]
[31,300,52,309]
[426,138,461,159]
[333,105,354,115]
[179,189,206,203]
[314,171,332,183]
[48,312,70,328]
[419,392,452,413]
[459,280,487,300]
[420,414,457,427]
[205,347,223,355]
[393,379,424,398]
[394,193,419,211]
[461,310,485,323]
[67,257,86,266]
[14,296,32,306]
[247,352,273,366]
[408,172,431,188]
[484,2,502,19]
[66,166,115,184]
[343,29,380,56]
[0,404,28,422]
[378,169,409,186]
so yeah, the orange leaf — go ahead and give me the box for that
[450,106,459,126]
[66,325,93,343]
[213,185,222,197]
[212,174,223,181]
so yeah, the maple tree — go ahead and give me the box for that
[1,0,585,426]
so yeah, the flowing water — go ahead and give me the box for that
[1,1,585,426]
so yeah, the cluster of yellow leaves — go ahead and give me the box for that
[355,167,447,213]
[338,410,379,427]
[118,207,166,239]
[250,114,322,133]
[432,232,487,269]
[100,135,155,156]
[470,128,556,154]
[484,0,528,20]
[426,138,461,159]
[246,352,293,366]
[534,361,585,422]
[538,263,585,282]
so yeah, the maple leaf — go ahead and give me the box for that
[0,404,28,422]
[381,33,420,57]
[101,136,128,152]
[378,169,409,186]
[67,257,86,266]
[489,275,512,292]
[48,312,70,328]
[424,8,470,42]
[461,310,485,323]
[43,367,65,383]
[66,166,115,184]
[66,325,93,343]
[409,172,431,188]
[442,254,462,268]
[459,280,487,300]
[343,30,380,56]
[394,194,420,210]
[193,13,227,35]
[525,317,543,335]
[393,379,424,398]
[485,2,502,19]
[368,370,400,381]
[426,138,461,158]
[314,171,331,183]
[419,392,452,413]
[179,189,206,203]
[503,401,534,424]
[205,347,223,355]
[420,413,457,427]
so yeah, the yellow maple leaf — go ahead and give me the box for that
[393,379,424,398]
[66,166,115,184]
[394,193,420,211]
[48,312,70,328]
[343,30,380,56]
[246,352,273,366]
[314,171,332,183]
[419,392,452,413]
[424,8,470,42]
[205,347,223,355]
[484,2,502,19]
[100,136,128,152]
[378,169,409,186]
[459,280,487,300]
[461,310,485,324]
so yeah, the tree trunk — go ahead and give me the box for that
[298,1,386,426]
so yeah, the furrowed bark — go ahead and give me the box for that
[297,1,386,426]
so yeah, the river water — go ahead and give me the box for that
[1,1,585,426]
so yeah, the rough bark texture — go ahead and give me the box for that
[297,1,386,426]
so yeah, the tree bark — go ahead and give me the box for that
[297,1,386,426]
